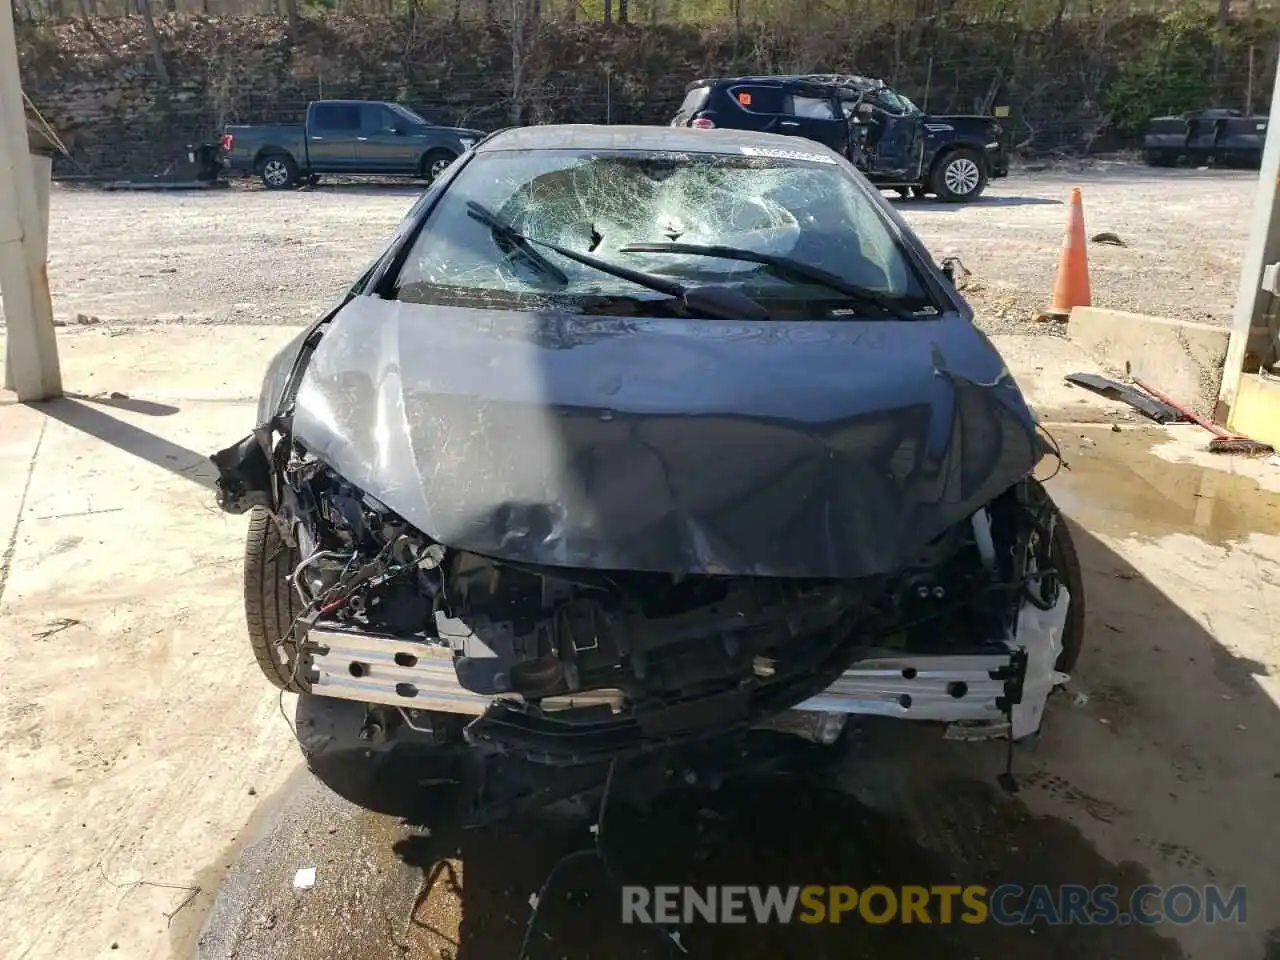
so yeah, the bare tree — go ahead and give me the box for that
[137,0,170,85]
[603,0,611,23]
[618,0,627,23]
[510,0,531,124]
[285,0,301,32]
[1211,0,1230,82]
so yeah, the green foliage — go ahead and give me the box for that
[1101,10,1212,137]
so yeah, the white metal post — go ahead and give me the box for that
[3,152,51,390]
[0,0,62,401]
[1217,57,1280,421]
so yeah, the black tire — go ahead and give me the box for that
[244,506,310,692]
[1024,480,1086,675]
[258,153,299,190]
[1050,511,1086,675]
[930,148,988,202]
[1143,150,1179,168]
[419,148,457,184]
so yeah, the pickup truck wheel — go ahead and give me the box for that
[258,154,298,190]
[420,149,457,183]
[244,506,310,692]
[1143,150,1179,167]
[931,149,987,203]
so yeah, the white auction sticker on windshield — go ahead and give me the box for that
[739,146,837,164]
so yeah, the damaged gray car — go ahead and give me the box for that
[212,125,1083,801]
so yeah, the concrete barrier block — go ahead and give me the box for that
[1228,373,1280,450]
[1067,307,1230,418]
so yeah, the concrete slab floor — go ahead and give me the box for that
[0,376,300,959]
[0,327,1276,960]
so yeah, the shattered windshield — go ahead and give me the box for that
[878,88,923,116]
[394,148,937,318]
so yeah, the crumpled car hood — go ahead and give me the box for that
[286,296,1043,579]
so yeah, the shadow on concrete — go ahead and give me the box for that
[34,397,216,490]
[194,513,1280,959]
[65,392,181,416]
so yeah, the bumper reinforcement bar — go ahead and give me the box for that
[306,628,1018,725]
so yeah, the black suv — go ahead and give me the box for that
[671,74,1009,202]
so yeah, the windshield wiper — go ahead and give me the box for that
[617,242,907,315]
[465,201,769,322]
[466,202,569,286]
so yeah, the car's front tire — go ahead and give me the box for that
[1049,510,1086,675]
[1024,480,1086,675]
[931,148,988,203]
[244,506,310,692]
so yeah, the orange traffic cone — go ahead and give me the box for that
[1045,187,1091,320]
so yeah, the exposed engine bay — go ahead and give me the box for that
[262,441,1072,766]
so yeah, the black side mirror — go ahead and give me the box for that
[388,123,404,136]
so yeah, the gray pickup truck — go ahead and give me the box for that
[220,100,485,189]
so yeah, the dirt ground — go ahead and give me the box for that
[0,163,1258,334]
[0,163,1277,960]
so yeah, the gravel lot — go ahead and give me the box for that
[0,164,1258,333]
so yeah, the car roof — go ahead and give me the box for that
[475,124,847,161]
[689,74,884,93]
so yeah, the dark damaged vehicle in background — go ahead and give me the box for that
[212,125,1083,815]
[672,75,1010,202]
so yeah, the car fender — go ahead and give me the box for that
[925,136,989,171]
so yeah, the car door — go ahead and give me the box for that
[307,103,361,171]
[724,83,788,134]
[778,92,849,153]
[869,91,924,180]
[356,104,419,174]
